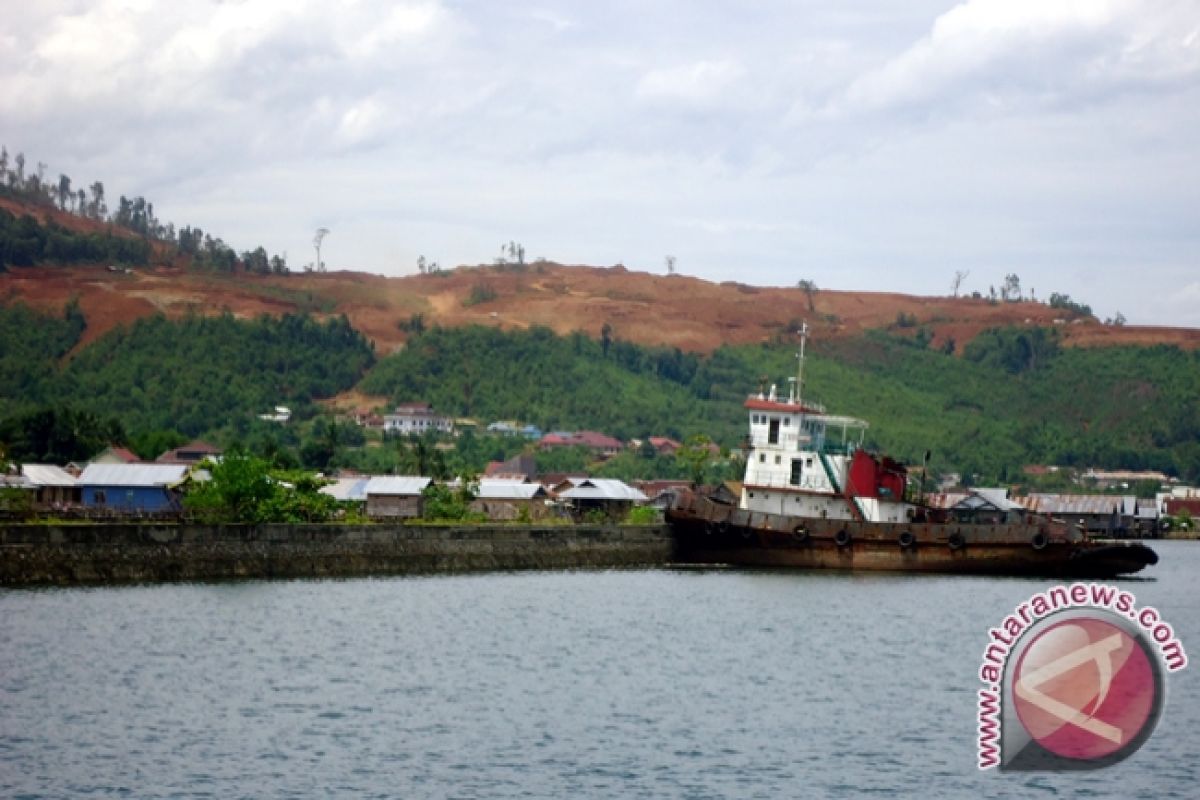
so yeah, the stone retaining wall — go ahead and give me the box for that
[0,523,675,586]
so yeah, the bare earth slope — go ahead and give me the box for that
[3,260,1197,355]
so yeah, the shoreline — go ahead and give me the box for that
[0,522,674,587]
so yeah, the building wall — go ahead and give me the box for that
[469,498,552,521]
[367,495,423,518]
[82,486,177,513]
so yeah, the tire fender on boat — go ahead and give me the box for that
[792,525,809,542]
[1031,531,1049,550]
[835,528,851,547]
[947,531,965,550]
[898,530,916,548]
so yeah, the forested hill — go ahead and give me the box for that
[2,302,1197,483]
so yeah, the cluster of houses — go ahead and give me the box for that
[0,443,667,523]
[0,441,223,517]
[351,402,694,462]
[925,486,1200,537]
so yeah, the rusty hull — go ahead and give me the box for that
[665,489,1158,579]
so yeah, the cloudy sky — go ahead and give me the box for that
[5,0,1199,325]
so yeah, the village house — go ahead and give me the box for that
[78,463,192,514]
[382,403,453,435]
[486,421,543,439]
[156,440,222,465]
[90,446,142,465]
[538,430,624,458]
[19,464,82,510]
[483,453,537,481]
[1016,493,1138,537]
[647,437,682,456]
[364,476,431,518]
[551,477,648,520]
[470,478,552,521]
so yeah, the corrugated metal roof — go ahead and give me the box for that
[1018,494,1130,516]
[21,464,79,487]
[365,476,431,496]
[320,477,371,502]
[559,478,648,502]
[476,479,546,500]
[78,463,190,487]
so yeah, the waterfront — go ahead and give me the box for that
[1,543,1196,798]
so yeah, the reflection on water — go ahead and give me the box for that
[1,542,1196,798]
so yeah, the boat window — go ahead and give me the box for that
[759,453,765,463]
[783,418,789,426]
[768,418,780,444]
[775,455,781,465]
[790,459,802,486]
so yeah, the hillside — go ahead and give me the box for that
[3,186,1195,354]
[4,260,1199,357]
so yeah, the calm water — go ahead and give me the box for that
[2,543,1197,799]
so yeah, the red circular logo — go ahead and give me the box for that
[1012,617,1156,760]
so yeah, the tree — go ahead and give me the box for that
[601,322,613,358]
[665,255,677,276]
[183,449,339,523]
[951,269,970,297]
[88,181,105,219]
[56,174,71,211]
[313,227,329,272]
[797,279,818,312]
[417,255,427,274]
[1000,273,1021,302]
[676,434,716,486]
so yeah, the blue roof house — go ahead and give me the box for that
[78,463,192,514]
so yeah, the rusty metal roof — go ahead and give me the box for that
[1017,494,1133,516]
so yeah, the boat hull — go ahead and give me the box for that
[666,492,1158,579]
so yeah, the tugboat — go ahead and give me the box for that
[665,325,1158,578]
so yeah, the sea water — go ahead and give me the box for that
[2,542,1197,798]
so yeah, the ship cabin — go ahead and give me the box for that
[740,383,914,524]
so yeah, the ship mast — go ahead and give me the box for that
[795,321,808,408]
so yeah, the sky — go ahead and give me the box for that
[4,0,1199,326]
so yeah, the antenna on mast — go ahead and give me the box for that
[796,321,809,408]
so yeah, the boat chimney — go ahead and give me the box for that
[769,383,777,402]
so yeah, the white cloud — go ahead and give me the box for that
[636,59,746,108]
[2,1,1196,327]
[841,0,1200,114]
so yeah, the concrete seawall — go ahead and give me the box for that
[0,523,675,586]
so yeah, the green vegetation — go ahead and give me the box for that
[360,325,720,442]
[183,450,340,523]
[420,479,484,522]
[0,305,374,462]
[0,301,85,414]
[1,299,1196,485]
[0,208,151,270]
[0,146,286,273]
[59,312,373,436]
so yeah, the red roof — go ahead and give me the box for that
[539,431,623,451]
[1165,498,1200,517]
[107,447,140,463]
